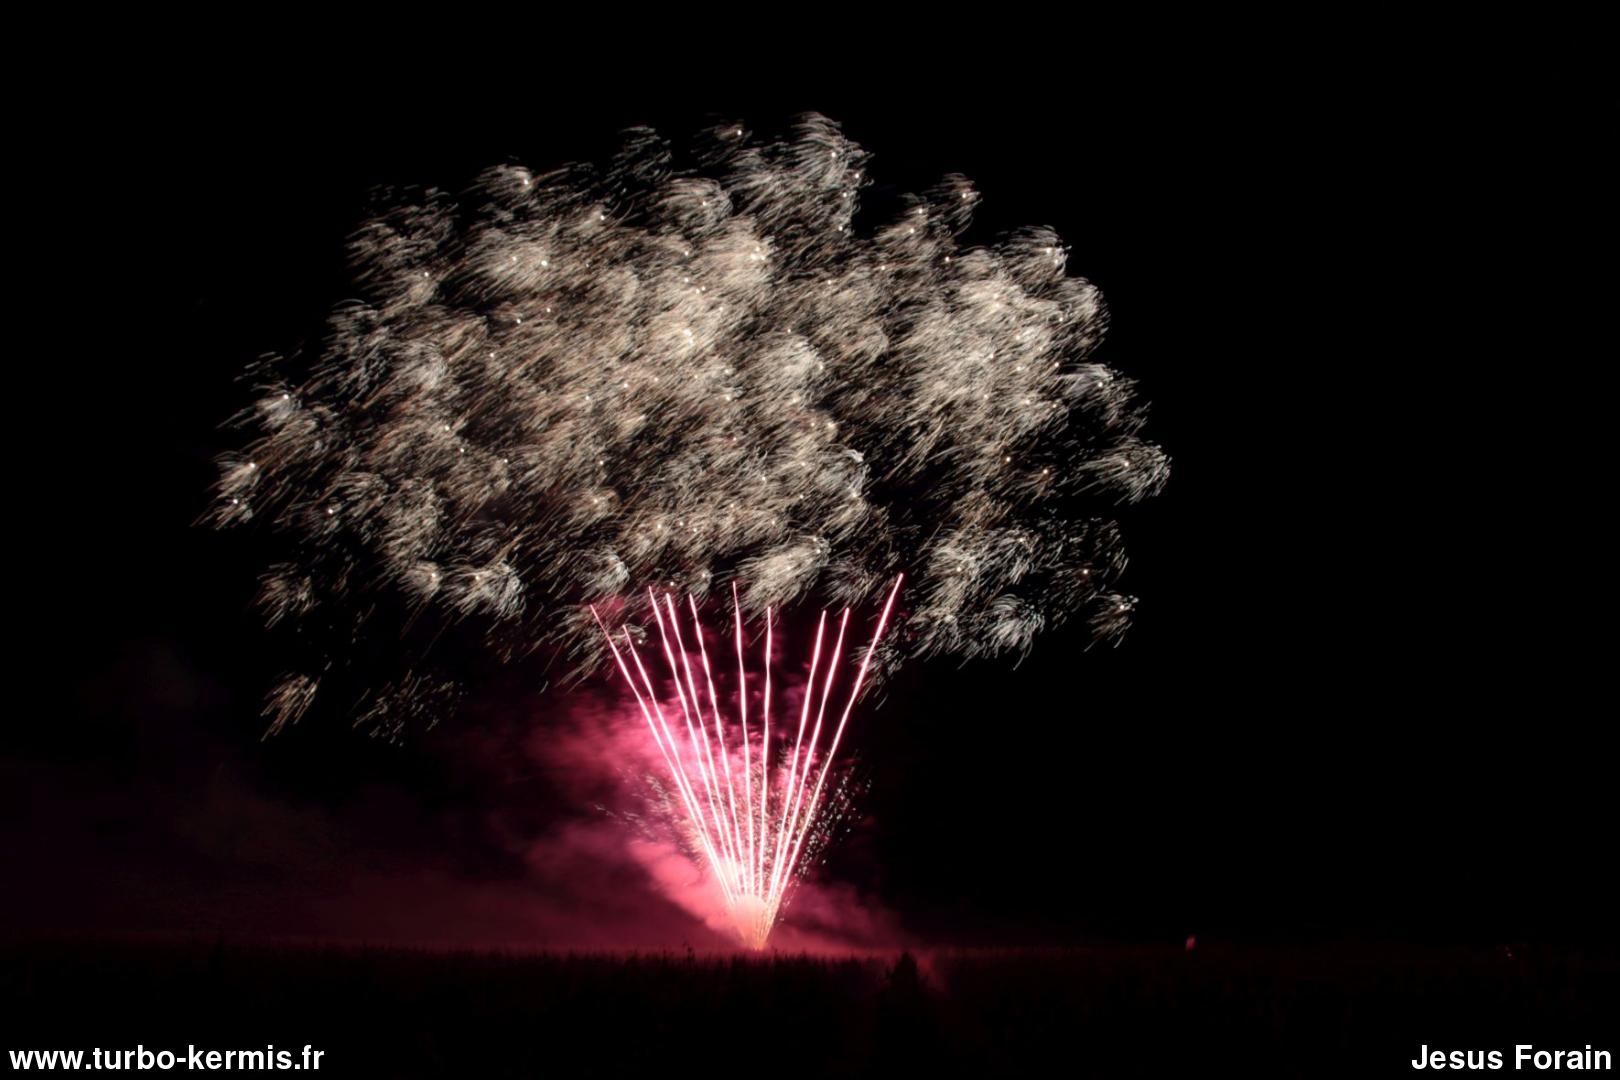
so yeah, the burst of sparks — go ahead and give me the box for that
[594,575,902,949]
[210,113,1167,738]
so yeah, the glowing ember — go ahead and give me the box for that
[594,575,902,948]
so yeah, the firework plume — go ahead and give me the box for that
[593,578,902,948]
[210,113,1167,738]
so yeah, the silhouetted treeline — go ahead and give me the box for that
[4,939,1616,1077]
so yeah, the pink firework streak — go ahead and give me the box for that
[592,575,903,949]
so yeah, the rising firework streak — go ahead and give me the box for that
[594,576,902,949]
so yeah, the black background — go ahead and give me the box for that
[6,48,1610,952]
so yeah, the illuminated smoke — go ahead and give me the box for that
[210,114,1167,735]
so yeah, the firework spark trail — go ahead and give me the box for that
[659,592,731,880]
[774,609,848,907]
[757,605,773,896]
[728,586,756,895]
[597,576,902,948]
[685,594,747,896]
[781,576,903,889]
[591,610,736,908]
[211,114,1167,739]
[773,610,826,906]
[622,624,741,908]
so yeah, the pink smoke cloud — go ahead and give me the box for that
[493,678,909,952]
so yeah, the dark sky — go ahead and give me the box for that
[7,55,1607,948]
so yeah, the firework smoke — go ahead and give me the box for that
[210,113,1166,736]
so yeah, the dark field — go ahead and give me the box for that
[5,940,1616,1077]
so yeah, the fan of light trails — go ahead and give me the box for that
[592,575,902,948]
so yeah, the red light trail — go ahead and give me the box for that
[593,575,902,948]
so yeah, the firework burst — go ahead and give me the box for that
[209,113,1166,738]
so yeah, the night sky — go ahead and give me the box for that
[8,57,1607,951]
